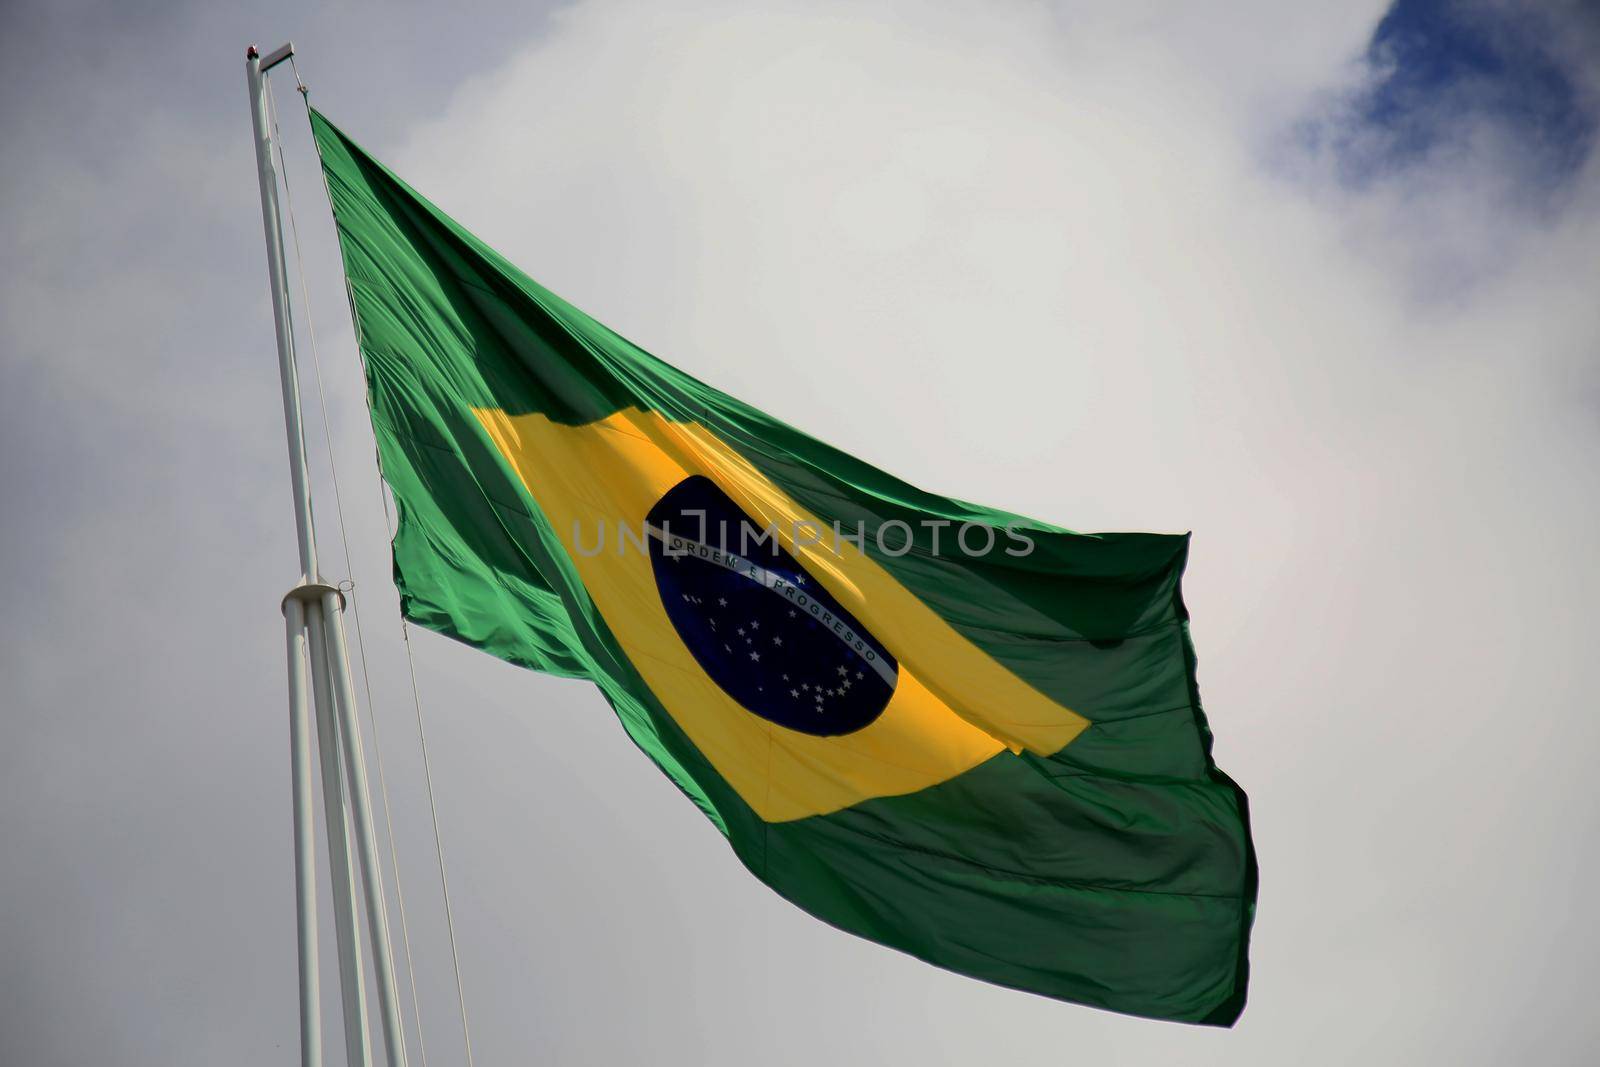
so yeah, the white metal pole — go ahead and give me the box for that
[246,45,317,581]
[284,596,322,1067]
[322,590,411,1067]
[248,42,324,1067]
[308,604,374,1067]
[248,41,407,1067]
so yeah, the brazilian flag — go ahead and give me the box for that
[310,109,1257,1026]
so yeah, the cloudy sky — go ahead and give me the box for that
[3,1,1598,1064]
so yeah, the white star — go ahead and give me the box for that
[788,610,797,618]
[836,665,848,677]
[737,627,746,637]
[772,636,783,647]
[801,683,809,691]
[855,670,864,679]
[749,620,760,631]
[749,651,761,662]
[718,597,728,607]
[790,688,799,698]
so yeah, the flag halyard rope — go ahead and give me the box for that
[285,61,478,1067]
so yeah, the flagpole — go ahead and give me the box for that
[323,591,412,1067]
[307,603,374,1067]
[247,42,408,1067]
[247,42,317,579]
[282,594,323,1067]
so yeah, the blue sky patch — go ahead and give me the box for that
[1302,0,1598,193]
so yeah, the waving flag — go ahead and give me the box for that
[310,108,1257,1025]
